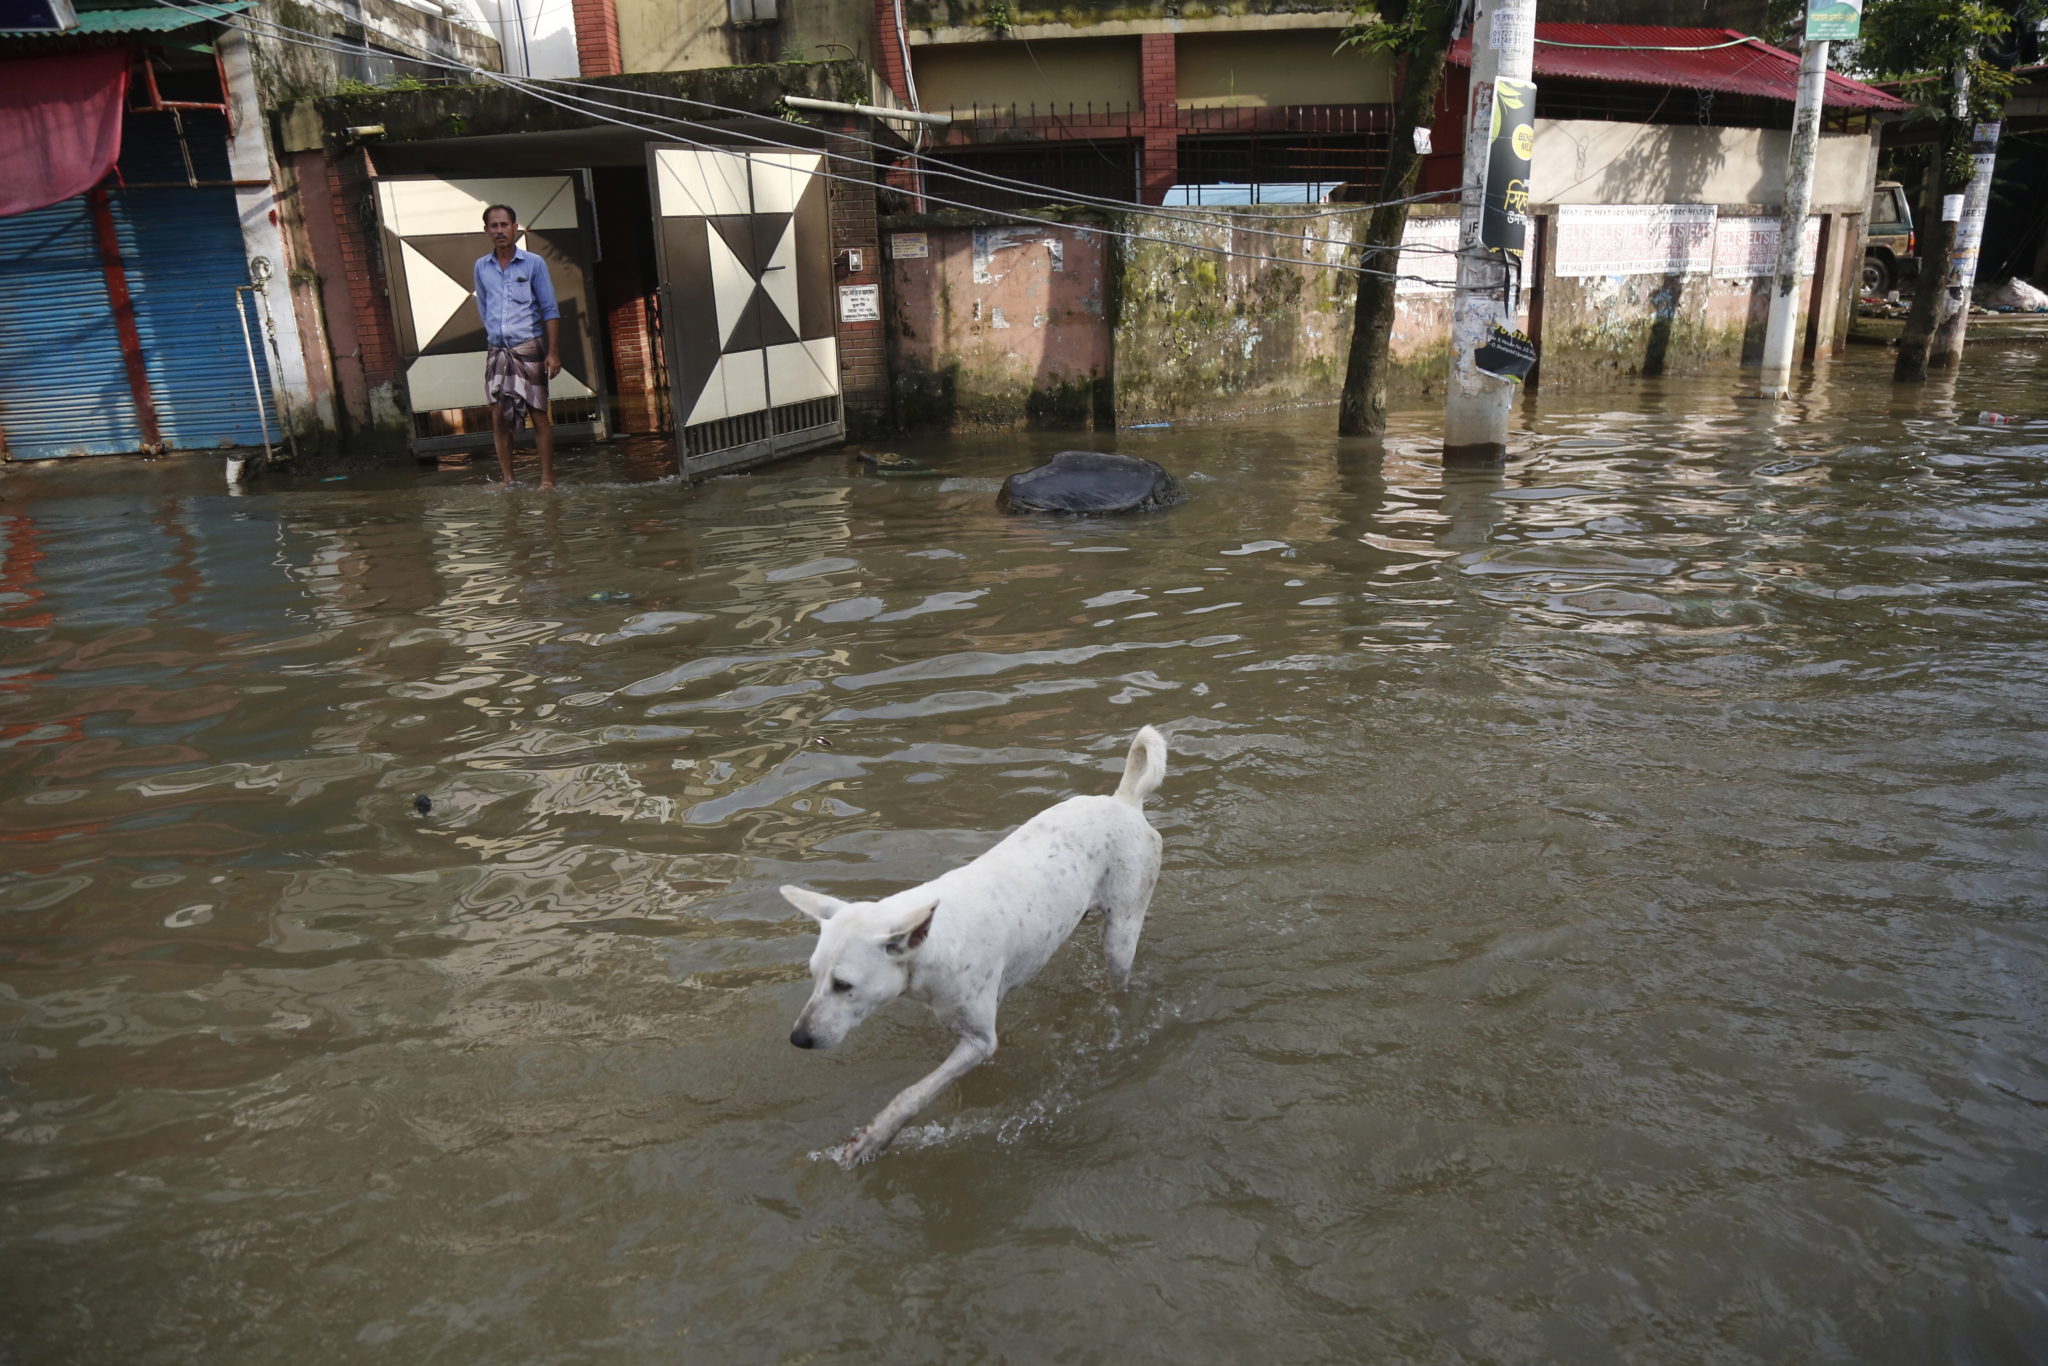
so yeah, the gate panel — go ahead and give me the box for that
[0,199,140,460]
[649,146,842,478]
[372,175,606,453]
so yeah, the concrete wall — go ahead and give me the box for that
[1535,122,1879,211]
[616,0,875,74]
[1113,210,1359,422]
[253,0,501,101]
[466,0,580,78]
[903,0,1351,35]
[885,219,1114,427]
[912,37,1143,114]
[1175,30,1389,107]
[881,194,1866,430]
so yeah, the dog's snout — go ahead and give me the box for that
[790,1026,816,1049]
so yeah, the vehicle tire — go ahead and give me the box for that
[1863,253,1892,296]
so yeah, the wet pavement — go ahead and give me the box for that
[2,348,2046,1362]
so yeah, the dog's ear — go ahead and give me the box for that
[781,885,847,923]
[878,900,938,956]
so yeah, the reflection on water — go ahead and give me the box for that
[4,353,2047,1362]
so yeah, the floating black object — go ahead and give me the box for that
[997,450,1187,515]
[412,794,433,816]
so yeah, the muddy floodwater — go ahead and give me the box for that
[4,350,2048,1363]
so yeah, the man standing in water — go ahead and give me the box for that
[475,204,562,489]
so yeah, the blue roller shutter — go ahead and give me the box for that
[0,199,142,460]
[112,109,277,452]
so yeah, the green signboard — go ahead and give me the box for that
[1806,0,1861,41]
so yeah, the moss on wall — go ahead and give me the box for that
[1110,206,1357,424]
[893,364,1106,430]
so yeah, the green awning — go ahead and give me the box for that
[0,0,250,37]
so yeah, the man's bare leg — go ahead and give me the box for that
[488,403,516,484]
[534,406,555,490]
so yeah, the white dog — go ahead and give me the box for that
[784,726,1166,1167]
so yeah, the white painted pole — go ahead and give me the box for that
[1758,37,1829,399]
[1443,0,1535,465]
[1930,119,2000,367]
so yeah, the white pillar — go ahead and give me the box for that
[1444,0,1535,465]
[219,29,327,436]
[1758,37,1828,399]
[1931,119,2000,367]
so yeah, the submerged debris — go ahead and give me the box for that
[855,451,941,479]
[997,450,1188,515]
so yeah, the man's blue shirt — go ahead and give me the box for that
[473,247,560,349]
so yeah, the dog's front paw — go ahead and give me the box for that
[835,1127,885,1168]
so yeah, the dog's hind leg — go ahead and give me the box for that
[1099,855,1159,991]
[838,1017,997,1168]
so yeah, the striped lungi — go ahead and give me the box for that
[485,338,549,427]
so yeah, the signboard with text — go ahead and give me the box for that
[838,283,881,323]
[1395,216,1462,295]
[1805,0,1861,41]
[1481,78,1536,256]
[1712,216,1822,278]
[1553,205,1717,278]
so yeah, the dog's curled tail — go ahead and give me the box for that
[1114,725,1168,807]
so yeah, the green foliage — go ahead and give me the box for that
[1860,0,2016,118]
[333,73,433,97]
[1339,0,1455,58]
[980,0,1013,36]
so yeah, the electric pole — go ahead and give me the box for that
[1930,118,2001,366]
[1757,35,1829,399]
[1443,0,1536,466]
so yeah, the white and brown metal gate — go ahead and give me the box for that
[647,146,842,478]
[372,174,606,455]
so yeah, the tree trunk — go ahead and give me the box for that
[1337,8,1460,437]
[1896,59,1970,383]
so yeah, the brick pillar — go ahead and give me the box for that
[302,145,401,430]
[1139,33,1177,205]
[573,0,623,78]
[827,133,890,436]
[873,0,910,102]
[287,148,355,427]
[326,148,401,396]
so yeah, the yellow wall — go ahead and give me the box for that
[1175,30,1390,108]
[911,37,1143,115]
[618,0,875,75]
[1533,122,1880,210]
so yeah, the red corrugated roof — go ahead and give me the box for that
[1449,24,1911,112]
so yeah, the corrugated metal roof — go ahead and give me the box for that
[0,0,249,37]
[1450,24,1911,112]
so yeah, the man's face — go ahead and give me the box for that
[485,211,518,251]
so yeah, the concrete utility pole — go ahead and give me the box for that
[1443,0,1537,466]
[1758,35,1829,399]
[1930,119,2001,367]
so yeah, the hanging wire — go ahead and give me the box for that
[152,0,1474,277]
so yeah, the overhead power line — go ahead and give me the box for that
[155,0,1472,281]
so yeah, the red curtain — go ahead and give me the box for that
[0,49,131,219]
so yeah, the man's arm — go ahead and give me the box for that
[533,257,562,378]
